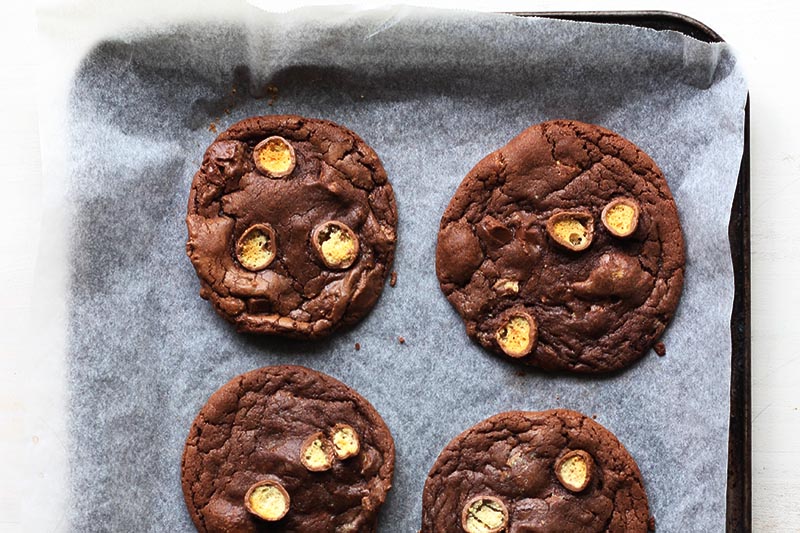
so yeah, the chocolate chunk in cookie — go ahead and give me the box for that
[435,120,684,373]
[420,409,649,532]
[181,365,395,533]
[186,115,397,338]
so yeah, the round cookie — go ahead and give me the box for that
[435,120,684,373]
[187,115,397,338]
[420,410,650,533]
[181,365,395,532]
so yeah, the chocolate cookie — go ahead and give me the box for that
[435,120,684,373]
[181,365,395,532]
[420,410,650,533]
[187,115,397,338]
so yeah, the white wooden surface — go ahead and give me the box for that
[1,0,798,531]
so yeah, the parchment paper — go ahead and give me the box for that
[36,2,747,531]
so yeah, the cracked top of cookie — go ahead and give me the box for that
[181,365,395,533]
[420,409,650,533]
[187,115,397,338]
[435,120,685,373]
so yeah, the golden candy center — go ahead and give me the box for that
[559,454,589,488]
[319,226,357,267]
[257,138,294,175]
[496,316,531,357]
[553,218,589,248]
[605,203,636,235]
[332,425,360,459]
[302,438,332,471]
[237,227,274,271]
[247,485,288,521]
[464,499,507,533]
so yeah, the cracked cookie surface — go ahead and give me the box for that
[187,115,397,338]
[420,409,649,533]
[181,365,395,533]
[435,120,684,373]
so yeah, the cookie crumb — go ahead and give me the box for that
[592,414,598,420]
[355,343,361,351]
[398,336,405,344]
[208,122,217,133]
[390,271,397,287]
[654,342,666,357]
[648,516,656,531]
[266,84,279,106]
[515,370,525,377]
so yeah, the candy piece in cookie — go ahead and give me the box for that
[253,135,296,177]
[300,432,335,472]
[546,210,594,251]
[554,449,595,493]
[460,495,508,533]
[244,480,290,522]
[602,198,640,237]
[312,221,360,270]
[235,223,277,271]
[495,310,537,358]
[331,423,361,460]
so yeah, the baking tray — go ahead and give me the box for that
[511,11,752,532]
[55,8,750,531]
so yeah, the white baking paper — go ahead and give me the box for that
[35,2,747,531]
